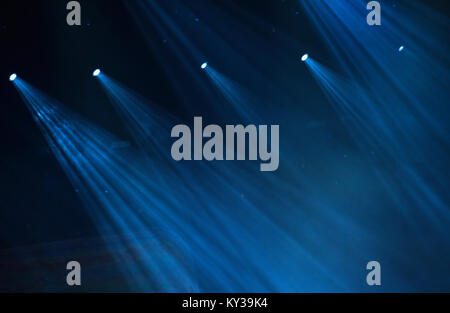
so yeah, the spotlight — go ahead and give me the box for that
[9,73,17,81]
[93,69,101,77]
[398,46,404,52]
[201,62,208,69]
[301,54,309,62]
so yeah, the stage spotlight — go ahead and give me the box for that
[398,46,404,52]
[93,69,101,77]
[301,54,309,62]
[9,73,17,81]
[201,62,208,69]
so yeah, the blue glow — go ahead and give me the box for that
[93,69,101,77]
[204,67,258,121]
[14,79,198,291]
[9,0,448,292]
[9,73,17,81]
[95,72,339,292]
[299,0,450,290]
[201,62,208,69]
[301,54,309,62]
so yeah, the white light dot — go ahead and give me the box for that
[399,46,404,52]
[201,62,208,69]
[301,54,309,62]
[9,73,17,81]
[93,69,101,77]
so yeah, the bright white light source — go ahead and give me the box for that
[398,46,404,52]
[93,69,101,77]
[9,73,17,81]
[201,62,208,69]
[301,54,309,62]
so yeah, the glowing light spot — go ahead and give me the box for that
[301,54,309,62]
[398,46,404,52]
[93,69,101,77]
[9,73,17,81]
[201,62,208,69]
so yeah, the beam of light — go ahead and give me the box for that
[203,66,260,122]
[301,54,309,62]
[301,0,450,242]
[96,72,362,292]
[93,69,101,77]
[95,73,177,161]
[300,0,450,141]
[13,78,201,291]
[301,0,450,179]
[122,0,221,113]
[9,73,17,81]
[305,58,450,238]
[123,0,300,116]
[14,76,344,292]
[96,73,182,190]
[119,0,440,292]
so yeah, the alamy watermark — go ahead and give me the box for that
[66,1,81,26]
[366,261,381,286]
[367,1,382,26]
[66,261,81,286]
[170,117,279,172]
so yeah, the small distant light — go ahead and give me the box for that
[9,73,17,81]
[398,46,404,52]
[301,54,309,62]
[93,69,101,77]
[201,62,208,69]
